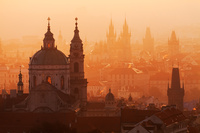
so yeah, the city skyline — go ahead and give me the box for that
[1,0,200,42]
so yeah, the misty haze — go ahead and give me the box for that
[0,0,200,133]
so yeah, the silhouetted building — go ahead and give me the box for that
[143,27,154,55]
[1,18,87,112]
[167,67,184,111]
[89,18,132,64]
[17,67,23,96]
[168,31,179,58]
[118,18,132,62]
[29,18,70,94]
[70,18,87,108]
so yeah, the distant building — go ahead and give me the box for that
[89,18,132,64]
[168,31,179,58]
[143,27,154,55]
[167,67,184,111]
[79,89,120,117]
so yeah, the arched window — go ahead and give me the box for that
[61,76,64,90]
[48,43,51,48]
[46,76,51,84]
[74,62,79,73]
[33,76,36,88]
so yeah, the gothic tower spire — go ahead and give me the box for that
[71,17,82,43]
[167,67,184,111]
[168,30,179,58]
[143,27,154,55]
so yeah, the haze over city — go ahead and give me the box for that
[1,0,200,132]
[1,0,200,42]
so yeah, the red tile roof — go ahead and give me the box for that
[155,108,186,126]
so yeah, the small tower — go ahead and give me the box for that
[168,31,179,58]
[69,18,87,108]
[143,27,154,55]
[128,93,132,102]
[167,67,184,111]
[17,66,23,96]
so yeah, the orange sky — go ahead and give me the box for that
[0,0,200,43]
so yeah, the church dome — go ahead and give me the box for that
[105,89,115,101]
[30,49,68,65]
[30,18,68,65]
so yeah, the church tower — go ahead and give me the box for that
[118,18,132,62]
[168,31,179,58]
[143,27,154,55]
[69,18,87,108]
[17,66,23,96]
[106,19,117,62]
[106,19,116,48]
[167,67,184,111]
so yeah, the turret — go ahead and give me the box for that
[42,17,56,49]
[17,66,23,96]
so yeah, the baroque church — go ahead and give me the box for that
[1,18,87,112]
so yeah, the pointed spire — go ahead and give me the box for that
[109,88,111,93]
[71,17,82,43]
[121,18,131,37]
[145,27,152,38]
[171,67,181,89]
[170,31,177,41]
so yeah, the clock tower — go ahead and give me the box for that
[69,18,87,108]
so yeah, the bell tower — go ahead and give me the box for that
[69,18,87,108]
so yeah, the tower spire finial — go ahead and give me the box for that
[20,66,21,73]
[47,17,51,31]
[71,17,82,43]
[75,17,78,29]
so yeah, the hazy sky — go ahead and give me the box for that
[0,0,200,43]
